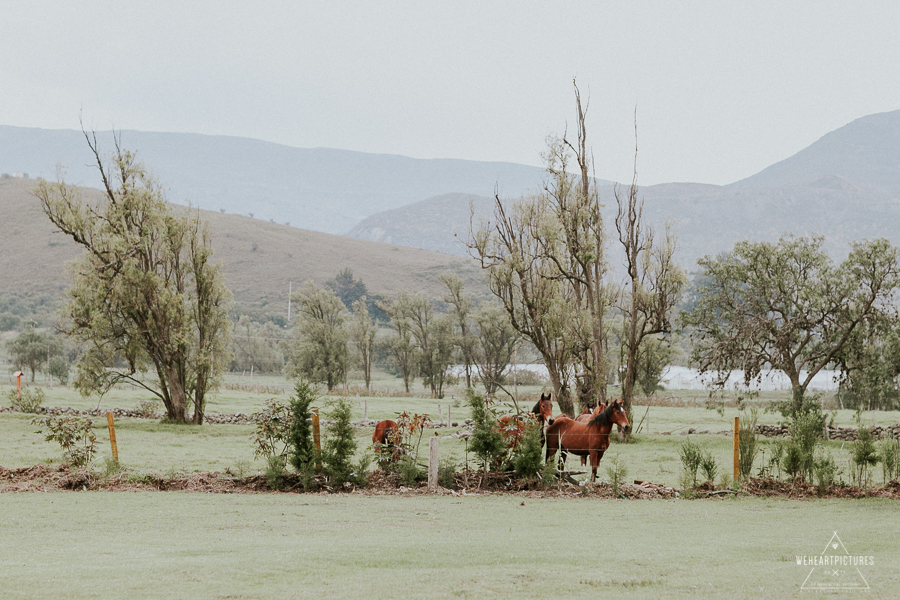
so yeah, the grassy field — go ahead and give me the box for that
[1,493,897,599]
[2,372,900,598]
[3,371,900,488]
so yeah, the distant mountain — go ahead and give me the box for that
[347,110,900,266]
[0,126,587,235]
[0,177,486,314]
[732,109,900,194]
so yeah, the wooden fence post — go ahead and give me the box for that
[106,411,119,462]
[733,416,740,481]
[312,408,322,469]
[428,436,439,491]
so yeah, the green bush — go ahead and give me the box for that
[438,456,458,489]
[397,455,423,486]
[48,356,69,385]
[250,398,292,461]
[265,455,287,490]
[813,450,838,494]
[700,451,718,484]
[322,397,357,487]
[738,409,759,480]
[604,452,628,496]
[466,389,506,472]
[32,414,97,467]
[7,387,45,413]
[879,438,900,483]
[288,379,317,472]
[511,420,544,479]
[851,428,880,488]
[678,439,703,488]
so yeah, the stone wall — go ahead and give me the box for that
[755,423,900,441]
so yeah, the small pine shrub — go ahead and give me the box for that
[813,450,838,495]
[852,428,880,488]
[678,439,703,488]
[322,397,357,486]
[397,455,423,486]
[879,438,900,483]
[265,456,287,490]
[438,456,457,489]
[32,415,97,467]
[288,379,318,472]
[511,421,545,479]
[604,452,628,496]
[8,387,46,413]
[700,451,718,484]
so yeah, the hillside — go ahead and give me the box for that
[731,109,900,194]
[0,126,570,235]
[0,178,487,314]
[347,110,900,266]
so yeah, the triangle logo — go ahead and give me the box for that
[799,532,870,590]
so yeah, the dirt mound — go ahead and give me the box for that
[2,464,897,500]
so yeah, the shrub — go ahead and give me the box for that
[813,450,838,494]
[288,379,317,471]
[678,439,703,488]
[265,455,287,490]
[251,398,292,461]
[397,455,423,486]
[8,387,45,413]
[700,451,718,484]
[466,389,506,471]
[322,397,357,486]
[32,415,97,467]
[851,427,880,488]
[604,452,628,496]
[137,398,161,419]
[879,438,900,483]
[438,456,457,489]
[738,409,759,480]
[511,420,545,479]
[786,409,825,482]
[48,356,69,385]
[768,440,786,480]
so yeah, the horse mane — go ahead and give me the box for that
[589,403,614,427]
[530,400,542,415]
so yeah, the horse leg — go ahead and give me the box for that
[589,450,598,482]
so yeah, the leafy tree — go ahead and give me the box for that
[285,282,349,391]
[325,268,367,310]
[682,235,900,419]
[835,320,900,411]
[470,81,611,416]
[466,389,506,472]
[385,292,455,399]
[473,303,520,395]
[35,135,232,423]
[441,273,478,388]
[348,296,377,392]
[5,326,62,382]
[231,316,284,373]
[614,155,686,414]
[381,299,416,393]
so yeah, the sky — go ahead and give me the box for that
[2,1,899,186]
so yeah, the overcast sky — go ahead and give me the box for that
[3,1,898,186]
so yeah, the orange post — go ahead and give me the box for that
[312,407,321,469]
[733,416,740,481]
[14,371,24,397]
[106,411,119,462]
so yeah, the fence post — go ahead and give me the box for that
[106,411,119,462]
[733,416,740,481]
[312,408,322,469]
[428,436,439,491]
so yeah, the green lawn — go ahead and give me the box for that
[0,493,896,599]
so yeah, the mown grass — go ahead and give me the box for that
[0,493,897,599]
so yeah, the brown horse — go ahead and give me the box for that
[497,392,554,450]
[545,399,629,481]
[372,420,400,459]
[575,403,605,465]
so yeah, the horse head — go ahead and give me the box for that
[532,392,554,425]
[610,400,630,430]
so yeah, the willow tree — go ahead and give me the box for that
[470,81,610,417]
[35,133,232,423]
[614,132,686,416]
[683,235,900,419]
[285,282,349,392]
